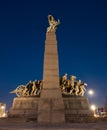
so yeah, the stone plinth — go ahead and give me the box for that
[38,98,65,124]
[63,96,94,123]
[9,97,39,119]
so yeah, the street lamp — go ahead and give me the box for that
[1,105,5,110]
[90,104,97,117]
[0,104,6,118]
[90,104,96,111]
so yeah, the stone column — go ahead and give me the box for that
[38,32,65,124]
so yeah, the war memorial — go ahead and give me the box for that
[0,15,107,130]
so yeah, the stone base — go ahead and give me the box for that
[63,96,95,123]
[9,97,39,119]
[38,98,65,124]
[9,96,95,123]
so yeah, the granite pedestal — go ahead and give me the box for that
[9,97,39,119]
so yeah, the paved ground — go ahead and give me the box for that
[0,118,107,130]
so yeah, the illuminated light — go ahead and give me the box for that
[88,90,94,95]
[0,104,6,118]
[3,113,7,117]
[1,105,5,109]
[90,104,96,111]
[90,104,97,117]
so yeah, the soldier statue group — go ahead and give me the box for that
[60,74,87,96]
[10,80,43,97]
[10,73,87,97]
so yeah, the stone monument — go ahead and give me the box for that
[9,15,94,123]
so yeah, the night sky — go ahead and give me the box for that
[0,0,107,110]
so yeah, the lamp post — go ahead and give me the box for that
[0,104,6,117]
[90,104,97,117]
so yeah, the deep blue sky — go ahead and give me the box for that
[0,0,107,109]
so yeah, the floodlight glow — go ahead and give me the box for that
[88,90,94,95]
[1,106,5,109]
[3,113,6,117]
[90,105,96,111]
